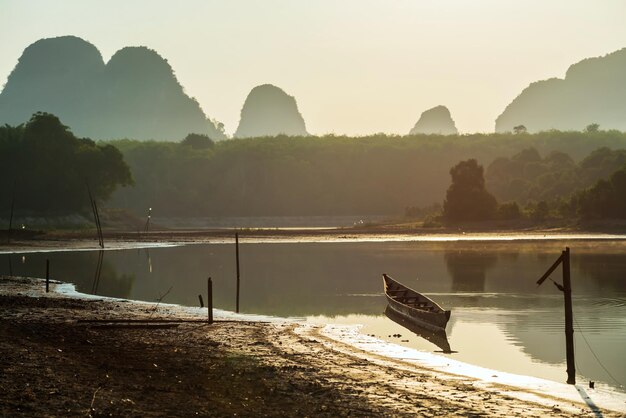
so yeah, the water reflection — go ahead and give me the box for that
[575,254,626,293]
[1,240,625,392]
[1,251,136,298]
[91,250,104,294]
[384,306,453,353]
[444,250,497,292]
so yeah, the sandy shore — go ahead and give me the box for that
[1,276,623,417]
[2,226,626,255]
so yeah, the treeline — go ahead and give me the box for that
[486,147,626,204]
[108,130,626,217]
[441,149,626,223]
[4,112,626,222]
[0,113,132,216]
[573,166,626,219]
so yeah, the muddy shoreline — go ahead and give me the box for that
[1,276,623,417]
[2,223,626,255]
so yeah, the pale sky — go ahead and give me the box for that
[1,0,626,136]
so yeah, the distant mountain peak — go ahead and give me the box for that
[495,48,626,133]
[234,84,308,138]
[0,36,226,141]
[409,105,458,135]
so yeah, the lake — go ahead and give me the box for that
[2,237,625,393]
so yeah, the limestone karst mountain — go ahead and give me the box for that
[0,36,225,141]
[409,105,458,135]
[495,48,626,133]
[0,36,104,136]
[234,84,308,138]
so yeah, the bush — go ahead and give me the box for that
[497,202,521,220]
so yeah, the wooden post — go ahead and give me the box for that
[536,247,576,385]
[198,294,204,308]
[45,259,50,293]
[562,247,576,384]
[208,277,213,324]
[235,233,240,313]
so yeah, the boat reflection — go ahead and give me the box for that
[384,305,454,354]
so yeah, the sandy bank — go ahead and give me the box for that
[2,227,626,255]
[1,276,623,417]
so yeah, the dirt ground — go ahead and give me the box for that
[0,276,620,417]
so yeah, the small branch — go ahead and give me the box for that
[89,386,101,415]
[149,286,173,318]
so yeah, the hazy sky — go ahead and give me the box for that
[1,0,626,136]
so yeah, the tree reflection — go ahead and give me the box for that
[444,250,498,292]
[573,253,626,293]
[0,251,135,299]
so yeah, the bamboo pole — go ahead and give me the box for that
[93,199,104,248]
[86,183,102,247]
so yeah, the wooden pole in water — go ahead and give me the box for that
[208,277,213,324]
[536,247,576,385]
[563,247,576,385]
[235,233,240,313]
[45,259,50,293]
[198,294,204,308]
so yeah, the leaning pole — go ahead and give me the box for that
[537,246,575,384]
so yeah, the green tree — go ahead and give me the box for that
[577,164,626,219]
[0,112,132,215]
[181,133,214,149]
[443,159,497,222]
[585,123,600,133]
[513,125,527,134]
[497,201,521,220]
[530,200,549,221]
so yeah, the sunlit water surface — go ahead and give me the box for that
[2,238,625,393]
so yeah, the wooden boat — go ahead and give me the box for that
[384,306,453,353]
[382,273,451,331]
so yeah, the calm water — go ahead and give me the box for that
[2,239,625,393]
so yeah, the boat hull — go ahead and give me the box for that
[385,294,450,331]
[382,274,451,332]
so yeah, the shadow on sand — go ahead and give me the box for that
[575,385,603,418]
